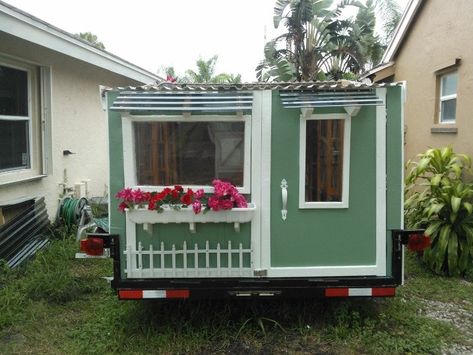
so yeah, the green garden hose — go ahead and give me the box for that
[59,197,87,227]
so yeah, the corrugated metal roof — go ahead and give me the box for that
[114,80,402,92]
[110,81,401,112]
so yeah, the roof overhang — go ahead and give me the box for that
[0,1,161,84]
[381,0,425,63]
[360,62,395,81]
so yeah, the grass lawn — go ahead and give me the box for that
[1,234,472,354]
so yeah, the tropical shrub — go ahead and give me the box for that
[405,147,473,276]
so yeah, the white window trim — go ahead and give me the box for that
[121,113,252,194]
[439,71,457,124]
[0,60,34,178]
[298,113,351,209]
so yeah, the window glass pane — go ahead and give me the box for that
[0,65,28,116]
[441,72,458,97]
[305,119,344,202]
[134,121,245,186]
[441,98,456,122]
[0,120,30,171]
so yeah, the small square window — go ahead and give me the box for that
[439,71,458,123]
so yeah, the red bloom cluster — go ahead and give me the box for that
[115,180,248,215]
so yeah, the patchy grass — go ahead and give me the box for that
[0,236,472,354]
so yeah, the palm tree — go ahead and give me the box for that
[373,0,402,45]
[183,56,242,84]
[256,0,363,82]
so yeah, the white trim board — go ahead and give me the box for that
[0,3,160,84]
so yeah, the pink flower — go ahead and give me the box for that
[207,196,220,211]
[118,202,128,212]
[219,199,234,210]
[131,188,149,204]
[195,189,205,199]
[192,200,202,214]
[116,188,133,202]
[234,194,248,208]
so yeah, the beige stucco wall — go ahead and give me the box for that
[0,32,144,219]
[390,0,473,162]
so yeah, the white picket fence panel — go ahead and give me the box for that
[124,240,253,278]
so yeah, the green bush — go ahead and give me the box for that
[405,147,473,276]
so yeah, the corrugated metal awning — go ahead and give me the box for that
[110,90,253,113]
[279,89,383,108]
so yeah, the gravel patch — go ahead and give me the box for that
[417,298,473,355]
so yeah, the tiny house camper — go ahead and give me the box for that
[94,81,419,300]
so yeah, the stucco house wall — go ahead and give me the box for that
[368,0,473,162]
[0,31,152,219]
[395,0,473,162]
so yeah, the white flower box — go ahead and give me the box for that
[125,203,256,233]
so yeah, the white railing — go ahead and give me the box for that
[124,240,253,278]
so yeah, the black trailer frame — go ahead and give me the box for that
[96,230,421,299]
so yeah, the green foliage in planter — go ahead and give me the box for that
[405,147,473,276]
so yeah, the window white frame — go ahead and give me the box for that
[0,54,52,186]
[298,113,351,209]
[439,71,457,124]
[121,113,252,194]
[0,61,32,173]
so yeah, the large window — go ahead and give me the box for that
[299,114,350,208]
[439,71,458,123]
[0,64,31,172]
[124,115,251,192]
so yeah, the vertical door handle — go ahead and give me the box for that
[281,179,288,221]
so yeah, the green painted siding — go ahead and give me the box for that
[269,92,377,267]
[107,91,126,278]
[385,86,404,276]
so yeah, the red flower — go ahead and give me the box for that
[171,189,180,200]
[181,189,194,205]
[174,185,183,192]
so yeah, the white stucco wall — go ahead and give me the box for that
[0,32,144,219]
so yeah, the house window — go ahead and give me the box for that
[299,113,351,209]
[0,56,50,185]
[127,115,251,193]
[439,71,458,123]
[0,64,31,172]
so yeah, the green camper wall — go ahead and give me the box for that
[108,86,403,278]
[269,92,377,267]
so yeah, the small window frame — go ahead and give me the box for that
[299,113,351,209]
[438,71,458,124]
[122,113,252,194]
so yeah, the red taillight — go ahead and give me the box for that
[80,237,104,256]
[407,234,431,252]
